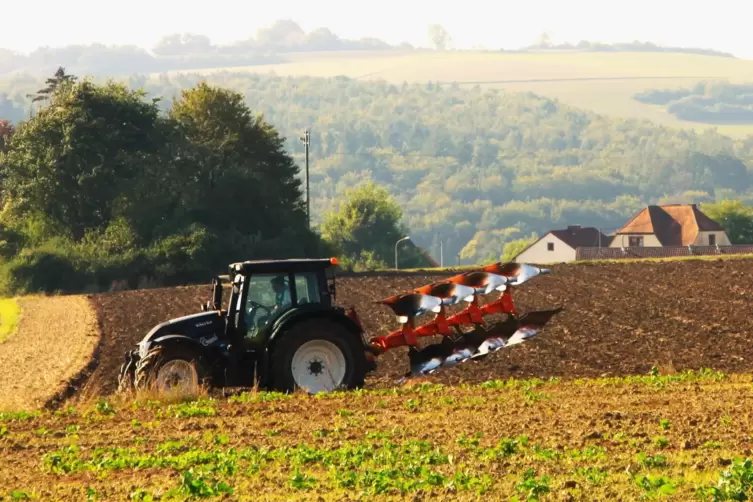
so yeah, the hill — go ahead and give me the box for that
[162,49,753,138]
[3,70,753,265]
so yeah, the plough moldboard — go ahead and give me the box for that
[359,262,564,381]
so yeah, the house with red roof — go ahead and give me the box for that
[607,204,730,248]
[513,204,744,263]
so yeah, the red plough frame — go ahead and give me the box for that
[358,262,563,380]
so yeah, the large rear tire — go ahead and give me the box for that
[134,344,210,396]
[268,318,367,394]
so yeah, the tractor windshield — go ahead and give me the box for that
[242,271,324,343]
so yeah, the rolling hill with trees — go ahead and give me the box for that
[3,19,752,136]
[3,68,753,272]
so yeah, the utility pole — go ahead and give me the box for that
[299,129,311,228]
[440,240,444,268]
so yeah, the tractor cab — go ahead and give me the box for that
[211,258,340,348]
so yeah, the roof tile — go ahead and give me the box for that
[550,226,612,248]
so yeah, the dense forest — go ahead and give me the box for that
[3,70,753,266]
[635,81,753,124]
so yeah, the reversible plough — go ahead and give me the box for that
[361,262,563,381]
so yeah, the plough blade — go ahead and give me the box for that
[448,271,511,295]
[400,307,564,382]
[483,262,550,286]
[413,281,476,306]
[377,292,443,323]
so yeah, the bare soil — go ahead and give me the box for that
[82,259,753,397]
[0,296,99,411]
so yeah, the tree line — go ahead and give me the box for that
[2,69,753,269]
[634,81,753,124]
[0,70,431,295]
[0,20,407,79]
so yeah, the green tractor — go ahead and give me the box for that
[118,258,375,395]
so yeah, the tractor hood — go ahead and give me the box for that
[137,311,226,356]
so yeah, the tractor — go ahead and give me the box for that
[117,257,562,395]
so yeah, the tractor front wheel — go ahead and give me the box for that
[268,319,367,394]
[134,344,210,396]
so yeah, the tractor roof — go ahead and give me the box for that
[229,258,338,276]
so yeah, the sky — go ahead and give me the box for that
[2,0,752,59]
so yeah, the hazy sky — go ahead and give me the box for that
[3,0,752,58]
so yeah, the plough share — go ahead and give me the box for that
[363,262,563,381]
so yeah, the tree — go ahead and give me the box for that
[700,200,753,244]
[152,33,213,56]
[167,82,316,263]
[537,32,552,48]
[2,72,166,241]
[0,119,13,153]
[320,182,407,269]
[501,234,538,262]
[427,24,451,51]
[26,66,77,103]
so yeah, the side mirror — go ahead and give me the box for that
[210,276,223,311]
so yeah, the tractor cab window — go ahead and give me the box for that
[294,272,322,305]
[244,274,293,336]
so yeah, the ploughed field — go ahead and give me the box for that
[2,372,752,500]
[81,258,753,399]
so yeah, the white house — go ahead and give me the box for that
[513,226,612,264]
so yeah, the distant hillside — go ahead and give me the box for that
[146,50,753,139]
[4,70,750,264]
[515,40,734,58]
[0,19,404,78]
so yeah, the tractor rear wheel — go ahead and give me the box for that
[268,318,367,394]
[134,344,210,396]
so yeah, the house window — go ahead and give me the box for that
[628,236,643,247]
[547,242,554,251]
[709,234,716,246]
